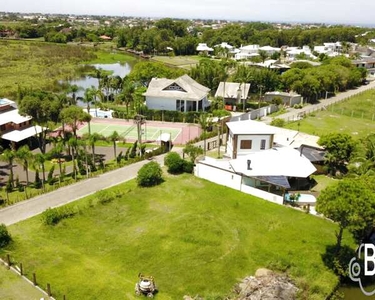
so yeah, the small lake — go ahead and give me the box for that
[339,283,375,299]
[68,62,133,105]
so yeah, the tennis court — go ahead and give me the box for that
[78,121,182,142]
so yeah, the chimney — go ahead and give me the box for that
[247,159,252,170]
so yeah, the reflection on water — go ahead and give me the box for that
[68,62,133,105]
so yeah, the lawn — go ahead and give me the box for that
[0,265,46,300]
[0,174,352,299]
[285,89,375,138]
[0,40,136,98]
[310,175,338,193]
[151,55,201,69]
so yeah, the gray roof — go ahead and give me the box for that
[215,82,250,100]
[143,74,210,101]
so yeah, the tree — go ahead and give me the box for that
[137,161,163,187]
[258,49,268,63]
[16,145,33,186]
[33,153,47,189]
[109,131,120,160]
[183,144,203,163]
[0,149,16,188]
[316,179,375,251]
[196,113,212,155]
[0,224,12,248]
[60,106,92,139]
[318,133,355,175]
[164,152,184,174]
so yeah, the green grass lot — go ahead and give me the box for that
[1,174,353,299]
[151,55,201,69]
[0,266,46,300]
[285,90,375,138]
[310,175,338,193]
[78,123,181,141]
[87,50,137,64]
[0,40,135,98]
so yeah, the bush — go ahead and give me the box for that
[48,165,55,185]
[42,207,77,226]
[34,170,42,189]
[137,161,163,187]
[271,118,286,128]
[164,152,184,174]
[0,224,12,247]
[183,160,194,173]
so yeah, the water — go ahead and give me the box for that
[67,62,133,105]
[339,283,375,299]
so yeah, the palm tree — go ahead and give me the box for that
[88,133,102,166]
[196,113,212,155]
[1,148,16,187]
[16,145,33,186]
[51,138,65,179]
[109,131,120,160]
[68,84,80,105]
[33,153,46,190]
[68,137,78,180]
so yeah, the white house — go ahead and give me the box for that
[225,120,276,159]
[0,98,44,147]
[259,45,281,55]
[196,43,213,53]
[143,75,210,112]
[215,82,251,106]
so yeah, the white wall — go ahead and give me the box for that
[146,96,177,111]
[241,184,284,205]
[195,162,242,190]
[236,134,272,156]
[195,161,284,206]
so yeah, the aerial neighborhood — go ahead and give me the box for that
[1,9,375,300]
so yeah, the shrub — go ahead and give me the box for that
[34,170,42,189]
[164,152,184,174]
[96,190,117,205]
[183,160,194,173]
[48,165,55,185]
[270,118,286,128]
[42,207,77,225]
[137,161,163,187]
[0,224,12,247]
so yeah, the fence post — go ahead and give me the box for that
[47,283,52,296]
[33,273,37,285]
[63,295,66,300]
[20,263,23,275]
[6,254,11,269]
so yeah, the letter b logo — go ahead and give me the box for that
[365,244,375,276]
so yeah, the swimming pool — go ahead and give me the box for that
[284,193,316,204]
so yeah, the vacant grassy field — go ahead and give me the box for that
[0,40,135,98]
[0,265,46,300]
[0,174,352,299]
[285,89,375,138]
[152,55,201,69]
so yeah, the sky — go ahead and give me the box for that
[0,0,374,25]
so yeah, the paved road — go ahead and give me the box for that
[0,154,168,226]
[261,80,375,124]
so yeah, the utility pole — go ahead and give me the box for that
[258,85,263,110]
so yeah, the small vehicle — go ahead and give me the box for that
[135,273,157,298]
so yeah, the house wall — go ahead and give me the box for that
[264,94,302,106]
[236,134,273,157]
[146,96,178,111]
[146,96,208,112]
[194,161,284,205]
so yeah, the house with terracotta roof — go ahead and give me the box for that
[143,75,210,112]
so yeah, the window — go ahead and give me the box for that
[260,139,266,150]
[176,99,185,112]
[240,140,252,149]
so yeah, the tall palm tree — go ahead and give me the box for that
[33,153,47,188]
[51,138,65,179]
[68,84,81,105]
[68,137,78,180]
[109,131,120,160]
[1,148,16,187]
[88,133,102,166]
[16,145,33,186]
[196,113,212,155]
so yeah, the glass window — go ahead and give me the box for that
[260,139,266,150]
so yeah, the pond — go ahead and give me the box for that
[339,283,375,299]
[68,62,133,104]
